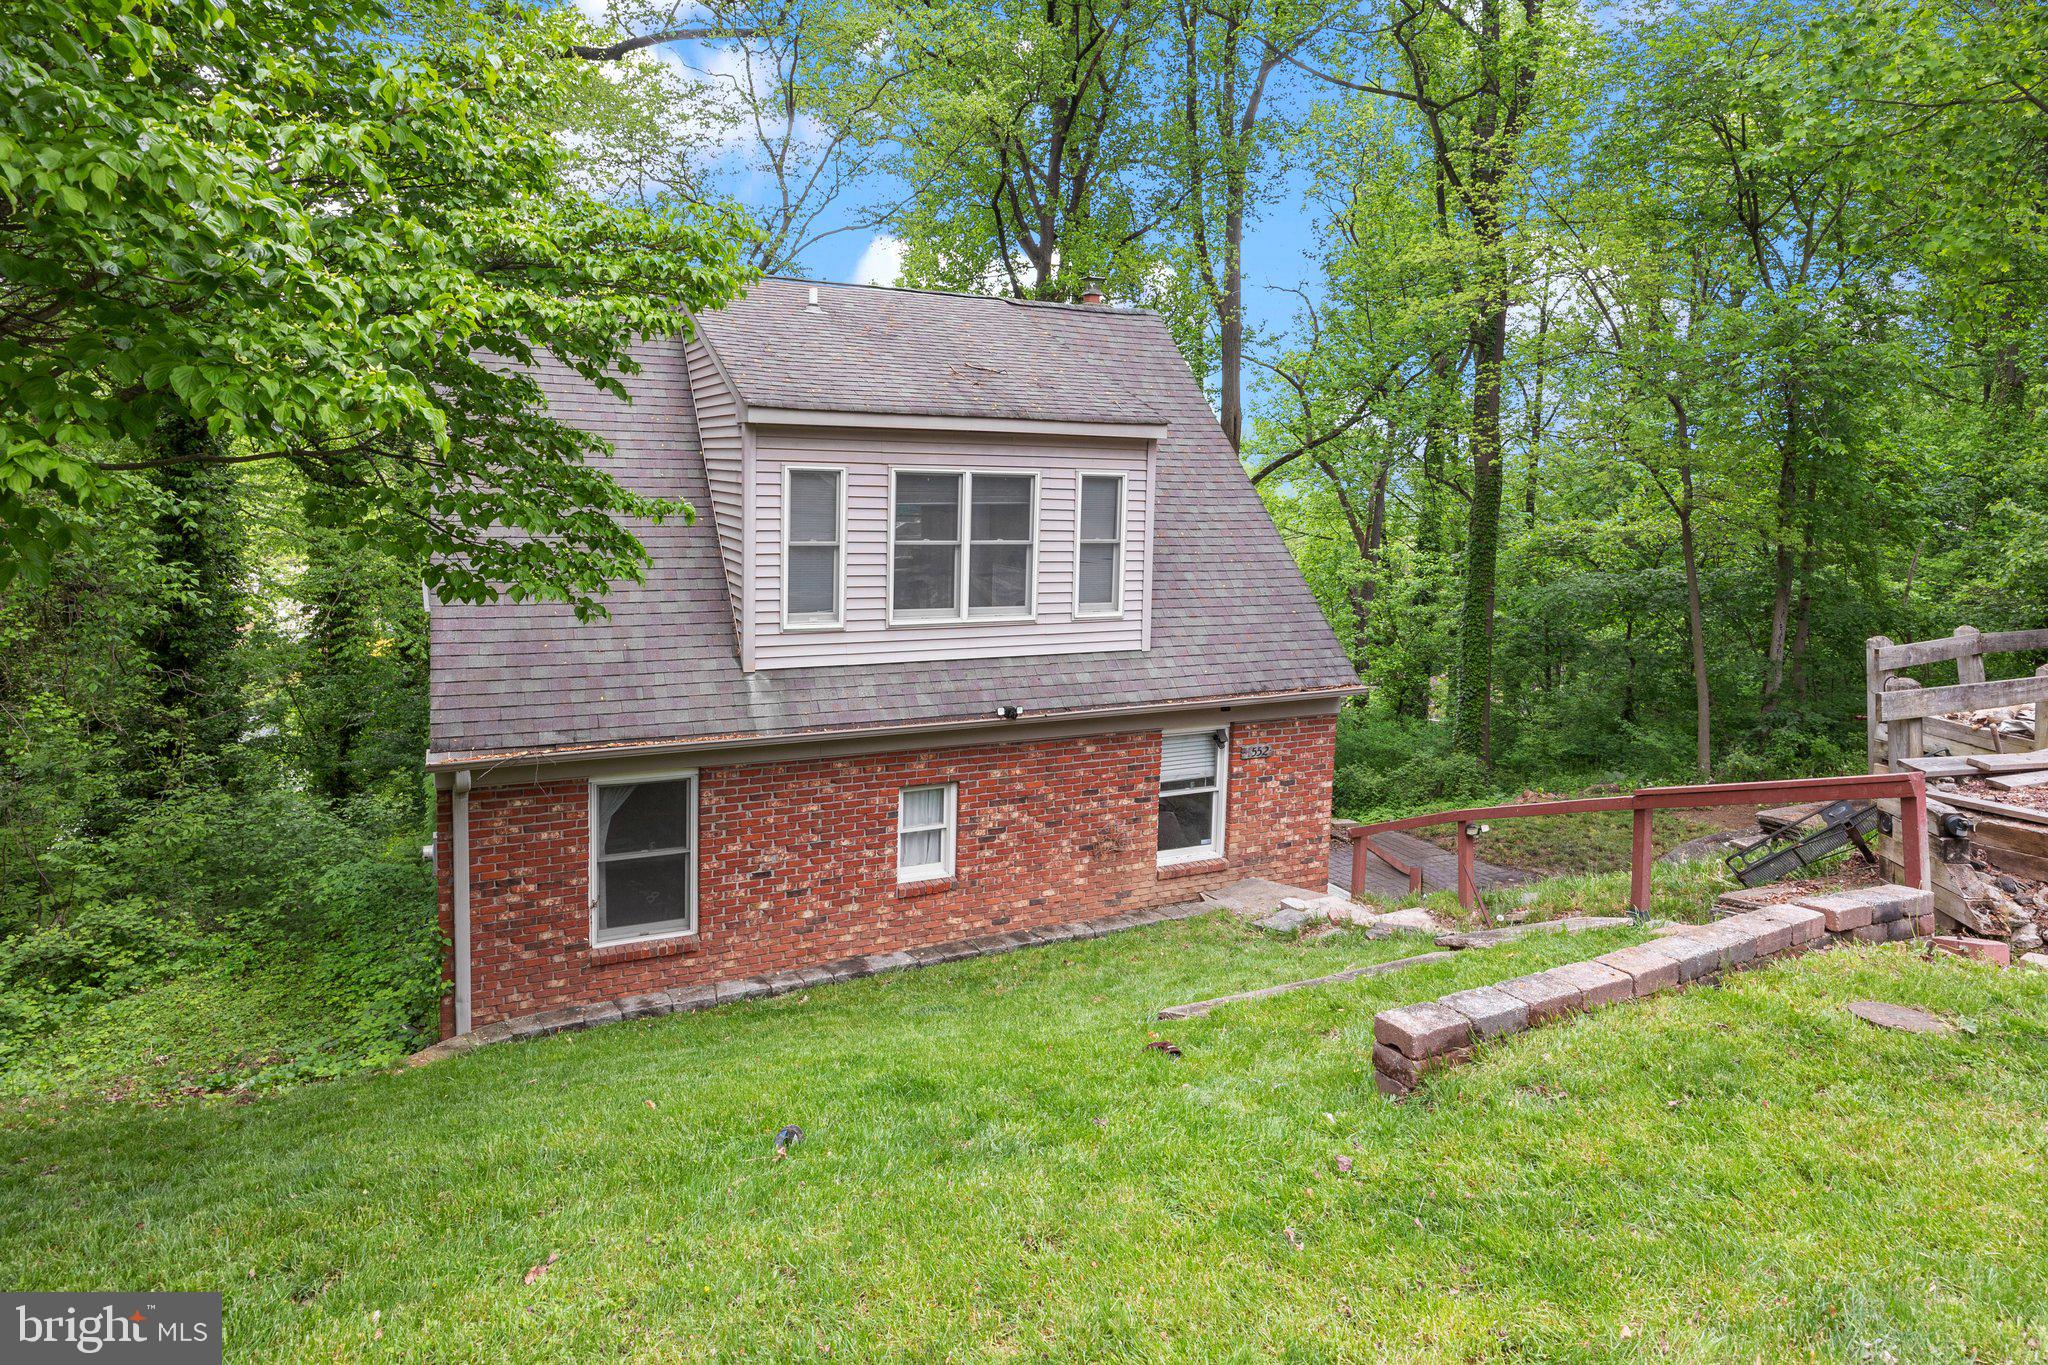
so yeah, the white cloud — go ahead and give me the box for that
[852,235,907,287]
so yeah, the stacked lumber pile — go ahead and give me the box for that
[1372,885,1933,1098]
[1897,751,2048,946]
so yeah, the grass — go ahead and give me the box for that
[6,911,2048,1360]
[1,957,413,1104]
[1419,806,1760,879]
[1384,852,1742,932]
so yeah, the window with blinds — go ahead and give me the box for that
[783,468,843,626]
[593,776,696,942]
[1158,729,1225,862]
[898,783,956,882]
[1076,474,1124,614]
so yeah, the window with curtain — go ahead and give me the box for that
[1157,730,1225,862]
[1076,474,1123,614]
[898,783,956,881]
[593,777,695,941]
[784,468,842,625]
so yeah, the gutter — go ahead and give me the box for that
[426,682,1364,775]
[452,770,473,1037]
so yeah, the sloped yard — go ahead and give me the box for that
[4,912,2046,1360]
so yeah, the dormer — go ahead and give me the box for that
[685,281,1169,672]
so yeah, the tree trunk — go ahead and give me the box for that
[143,413,245,789]
[1318,455,1390,652]
[1453,267,1509,764]
[1762,384,1800,710]
[1218,246,1244,449]
[1678,471,1711,778]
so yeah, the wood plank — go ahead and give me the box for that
[1886,844,1999,933]
[1981,845,2048,882]
[1974,817,2048,860]
[1964,752,2048,774]
[1932,787,2048,825]
[1989,769,2048,791]
[1875,628,2048,670]
[1155,951,1458,1021]
[1933,881,2000,936]
[1880,673,2048,722]
[1900,755,1984,778]
[1923,717,2001,754]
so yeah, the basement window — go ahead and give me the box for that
[1158,729,1227,865]
[592,775,697,943]
[898,783,956,883]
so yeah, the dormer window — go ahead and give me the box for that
[1076,473,1125,616]
[891,471,1038,623]
[783,467,843,628]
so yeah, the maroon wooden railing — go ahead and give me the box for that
[1334,772,1928,916]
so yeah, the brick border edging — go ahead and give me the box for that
[407,896,1218,1066]
[1371,883,1937,1097]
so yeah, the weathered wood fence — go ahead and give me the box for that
[1867,626,2048,771]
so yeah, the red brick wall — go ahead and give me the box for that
[437,713,1335,1032]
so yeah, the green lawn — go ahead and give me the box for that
[5,912,2047,1360]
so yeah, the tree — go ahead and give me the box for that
[889,0,1165,299]
[565,0,914,274]
[0,0,752,613]
[1307,0,1590,764]
[1162,0,1337,448]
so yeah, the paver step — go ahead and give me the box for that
[1373,884,1931,1098]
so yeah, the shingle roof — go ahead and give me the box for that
[428,283,1359,766]
[690,277,1169,424]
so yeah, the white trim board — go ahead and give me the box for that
[748,407,1168,442]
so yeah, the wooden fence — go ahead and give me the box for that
[1867,626,2048,771]
[1333,773,1928,918]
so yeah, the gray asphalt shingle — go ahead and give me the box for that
[428,282,1358,765]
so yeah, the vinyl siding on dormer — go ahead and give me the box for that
[684,339,746,646]
[745,427,1150,671]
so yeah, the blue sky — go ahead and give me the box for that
[609,16,1339,367]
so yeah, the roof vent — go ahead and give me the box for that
[1079,276,1106,305]
[805,285,821,313]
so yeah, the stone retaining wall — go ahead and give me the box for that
[1372,883,1935,1098]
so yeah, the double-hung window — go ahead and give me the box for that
[592,776,696,942]
[1157,729,1226,864]
[783,467,843,627]
[898,783,956,882]
[892,471,1036,621]
[1075,474,1125,615]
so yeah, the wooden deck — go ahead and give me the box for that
[1330,830,1535,901]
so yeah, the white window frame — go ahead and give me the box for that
[589,769,699,946]
[897,782,957,883]
[1156,727,1229,867]
[887,468,1039,625]
[1073,472,1127,618]
[780,465,846,630]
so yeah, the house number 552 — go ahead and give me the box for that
[1241,743,1273,758]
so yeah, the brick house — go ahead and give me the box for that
[429,280,1361,1038]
